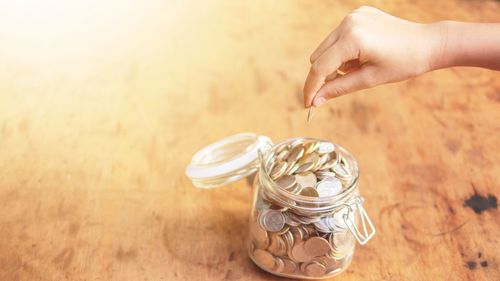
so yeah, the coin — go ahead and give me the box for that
[270,161,288,179]
[316,255,339,271]
[315,153,328,169]
[276,225,290,236]
[304,141,319,154]
[249,138,361,278]
[316,178,343,197]
[281,230,295,249]
[261,210,286,232]
[319,153,339,170]
[315,170,337,181]
[317,142,335,154]
[298,151,319,166]
[275,175,296,190]
[313,218,331,233]
[284,162,299,175]
[276,149,290,162]
[304,261,326,277]
[304,236,331,257]
[332,164,350,179]
[282,258,297,274]
[288,183,302,195]
[251,221,269,248]
[332,231,354,253]
[267,234,287,256]
[295,162,314,174]
[274,256,285,272]
[290,243,310,262]
[295,172,317,189]
[253,249,276,270]
[307,107,313,122]
[300,187,319,197]
[287,145,305,163]
[284,213,300,227]
[275,143,289,154]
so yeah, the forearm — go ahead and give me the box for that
[431,21,500,71]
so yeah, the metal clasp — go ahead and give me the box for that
[342,195,375,245]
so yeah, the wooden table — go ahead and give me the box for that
[0,1,499,280]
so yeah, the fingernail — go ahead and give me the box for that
[313,96,326,107]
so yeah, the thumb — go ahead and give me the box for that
[312,66,378,106]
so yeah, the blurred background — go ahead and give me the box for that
[0,1,499,280]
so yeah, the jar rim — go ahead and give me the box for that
[259,137,360,205]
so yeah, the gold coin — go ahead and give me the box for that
[284,162,299,175]
[275,175,296,190]
[319,152,339,170]
[287,144,305,163]
[304,261,326,277]
[295,172,317,189]
[304,236,331,257]
[270,161,288,179]
[253,249,276,270]
[300,187,319,197]
[294,162,314,174]
[275,143,289,154]
[276,149,290,162]
[304,141,319,154]
[298,152,319,166]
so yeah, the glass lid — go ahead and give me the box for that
[185,133,273,189]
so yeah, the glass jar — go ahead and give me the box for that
[186,133,375,279]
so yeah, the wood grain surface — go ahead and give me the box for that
[0,1,499,280]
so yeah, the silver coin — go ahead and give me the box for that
[316,178,343,197]
[315,170,336,181]
[317,142,335,154]
[332,164,350,179]
[262,210,286,232]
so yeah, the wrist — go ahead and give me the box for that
[425,21,457,71]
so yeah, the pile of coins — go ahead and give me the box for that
[267,140,352,198]
[248,140,357,278]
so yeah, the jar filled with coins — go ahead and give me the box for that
[186,133,375,279]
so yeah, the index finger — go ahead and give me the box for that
[310,28,340,64]
[303,43,352,107]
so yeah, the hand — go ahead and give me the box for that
[303,6,442,107]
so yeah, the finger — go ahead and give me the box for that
[312,66,377,106]
[338,59,361,73]
[303,43,357,107]
[309,28,340,64]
